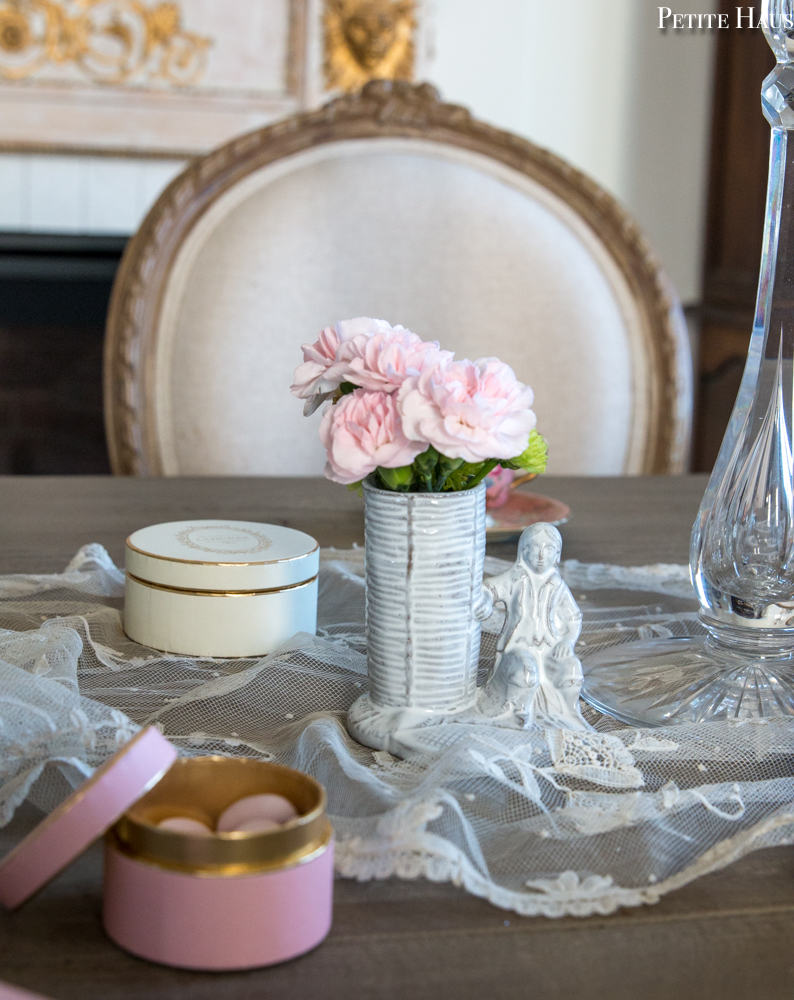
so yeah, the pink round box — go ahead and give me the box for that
[0,727,334,971]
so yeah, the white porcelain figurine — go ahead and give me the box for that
[476,523,589,730]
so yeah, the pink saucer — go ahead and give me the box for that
[486,491,570,542]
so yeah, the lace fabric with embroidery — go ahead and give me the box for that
[1,544,794,918]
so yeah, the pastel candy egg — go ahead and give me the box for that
[158,816,213,836]
[216,793,298,832]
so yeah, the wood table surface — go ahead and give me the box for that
[3,474,794,1000]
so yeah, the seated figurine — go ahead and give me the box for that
[475,522,589,730]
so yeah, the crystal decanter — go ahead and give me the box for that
[583,0,794,725]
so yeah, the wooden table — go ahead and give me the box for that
[2,474,794,1000]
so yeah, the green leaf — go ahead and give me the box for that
[346,480,364,497]
[435,454,465,491]
[413,446,438,475]
[377,465,415,491]
[412,446,439,491]
[438,455,465,473]
[505,430,548,474]
[463,459,499,490]
[443,461,483,492]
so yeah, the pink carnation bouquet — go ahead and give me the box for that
[291,317,547,493]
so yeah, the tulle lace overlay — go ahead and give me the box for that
[2,544,794,918]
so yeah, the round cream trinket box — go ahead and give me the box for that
[124,520,319,657]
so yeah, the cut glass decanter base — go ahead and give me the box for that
[582,633,794,727]
[603,14,794,728]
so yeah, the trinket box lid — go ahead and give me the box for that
[0,727,178,910]
[126,520,319,592]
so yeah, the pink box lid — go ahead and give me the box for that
[0,726,178,910]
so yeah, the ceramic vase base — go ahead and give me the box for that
[347,693,483,753]
[582,635,794,727]
[347,691,592,754]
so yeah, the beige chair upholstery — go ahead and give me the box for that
[105,81,692,476]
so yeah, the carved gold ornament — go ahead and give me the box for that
[0,0,211,86]
[323,0,415,93]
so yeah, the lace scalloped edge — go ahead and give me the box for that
[333,805,794,918]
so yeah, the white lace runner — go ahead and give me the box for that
[2,544,794,918]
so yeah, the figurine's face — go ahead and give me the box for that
[522,533,560,573]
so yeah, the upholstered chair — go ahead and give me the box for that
[104,81,692,476]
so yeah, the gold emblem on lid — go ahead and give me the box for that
[174,524,273,556]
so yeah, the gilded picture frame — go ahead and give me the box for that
[0,0,312,158]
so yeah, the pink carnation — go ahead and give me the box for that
[320,389,426,485]
[398,357,536,463]
[345,328,452,393]
[290,317,394,414]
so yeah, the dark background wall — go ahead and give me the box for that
[693,0,771,471]
[0,235,124,474]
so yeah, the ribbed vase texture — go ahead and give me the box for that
[363,481,486,715]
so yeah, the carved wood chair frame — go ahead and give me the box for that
[104,80,692,475]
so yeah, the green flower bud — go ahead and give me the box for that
[377,465,415,491]
[507,430,548,474]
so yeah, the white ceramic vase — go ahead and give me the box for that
[347,479,486,752]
